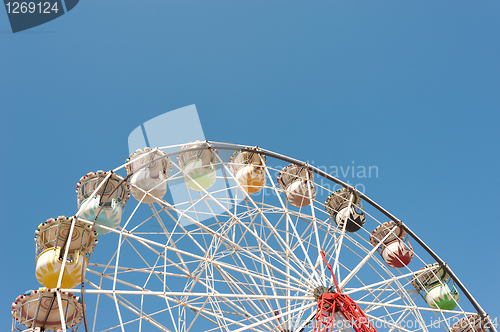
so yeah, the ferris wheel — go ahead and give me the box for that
[11,141,495,332]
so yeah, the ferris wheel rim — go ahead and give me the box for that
[24,140,493,332]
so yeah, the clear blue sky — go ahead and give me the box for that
[1,0,499,329]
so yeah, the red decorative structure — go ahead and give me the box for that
[314,252,378,332]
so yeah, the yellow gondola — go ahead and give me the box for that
[229,147,267,194]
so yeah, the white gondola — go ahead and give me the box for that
[411,263,460,310]
[11,288,83,331]
[229,147,267,194]
[369,221,414,268]
[277,164,316,207]
[76,171,130,235]
[35,216,98,257]
[126,147,172,203]
[450,314,491,332]
[177,142,218,191]
[324,188,365,232]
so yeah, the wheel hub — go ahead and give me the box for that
[313,285,334,302]
[313,251,378,332]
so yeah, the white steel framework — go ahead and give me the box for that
[21,141,493,332]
